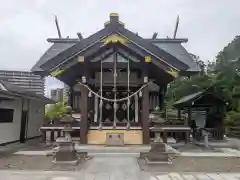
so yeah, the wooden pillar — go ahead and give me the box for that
[186,106,191,142]
[80,85,88,144]
[187,107,191,125]
[177,109,181,121]
[142,82,150,144]
[68,86,73,108]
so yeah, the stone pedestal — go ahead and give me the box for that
[52,137,78,165]
[146,141,170,164]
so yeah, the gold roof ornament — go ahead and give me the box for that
[166,68,179,78]
[102,34,128,45]
[145,56,152,63]
[104,13,125,26]
[50,68,65,77]
[110,13,119,17]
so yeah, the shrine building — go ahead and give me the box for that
[31,13,200,145]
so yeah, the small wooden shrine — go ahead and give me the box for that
[173,86,227,140]
[32,13,200,145]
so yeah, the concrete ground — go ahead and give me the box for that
[0,154,240,180]
[1,138,240,179]
[1,155,240,180]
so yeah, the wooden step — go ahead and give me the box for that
[87,129,143,145]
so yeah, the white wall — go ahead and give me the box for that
[0,97,46,145]
[26,99,45,138]
[0,98,22,144]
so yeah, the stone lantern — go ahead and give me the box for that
[52,106,78,164]
[147,107,170,164]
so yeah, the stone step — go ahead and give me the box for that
[74,145,150,153]
[147,153,169,162]
[145,156,171,165]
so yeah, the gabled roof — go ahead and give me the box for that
[0,80,54,104]
[31,42,75,72]
[153,42,200,72]
[173,87,226,108]
[32,13,199,75]
[173,91,203,107]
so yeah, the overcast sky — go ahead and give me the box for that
[0,0,239,93]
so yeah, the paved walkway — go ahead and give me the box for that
[1,170,240,180]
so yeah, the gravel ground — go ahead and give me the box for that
[0,155,87,171]
[139,156,240,172]
[0,155,240,172]
[174,143,223,152]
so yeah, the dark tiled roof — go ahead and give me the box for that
[173,87,226,107]
[173,91,203,107]
[0,80,54,103]
[39,26,114,70]
[116,25,188,70]
[31,16,200,74]
[153,42,200,72]
[31,42,75,72]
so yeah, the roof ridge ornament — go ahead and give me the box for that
[104,13,125,27]
[102,34,128,45]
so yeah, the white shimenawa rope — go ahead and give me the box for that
[78,81,150,102]
[126,56,130,129]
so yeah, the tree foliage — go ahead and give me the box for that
[167,36,240,124]
[45,102,67,121]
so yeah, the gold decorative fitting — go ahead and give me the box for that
[166,68,179,78]
[102,34,128,45]
[145,56,152,63]
[50,68,64,77]
[77,56,84,62]
[110,13,119,17]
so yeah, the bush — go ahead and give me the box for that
[45,102,67,121]
[225,110,240,126]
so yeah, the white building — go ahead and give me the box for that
[50,88,63,102]
[0,70,45,95]
[0,80,53,145]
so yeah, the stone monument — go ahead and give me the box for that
[52,106,78,165]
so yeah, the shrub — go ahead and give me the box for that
[225,110,240,126]
[45,102,67,121]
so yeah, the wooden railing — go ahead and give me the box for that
[163,118,186,125]
[193,128,224,140]
[205,128,224,140]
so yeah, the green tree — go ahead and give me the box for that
[166,35,240,125]
[45,102,67,121]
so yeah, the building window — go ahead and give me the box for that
[0,109,14,123]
